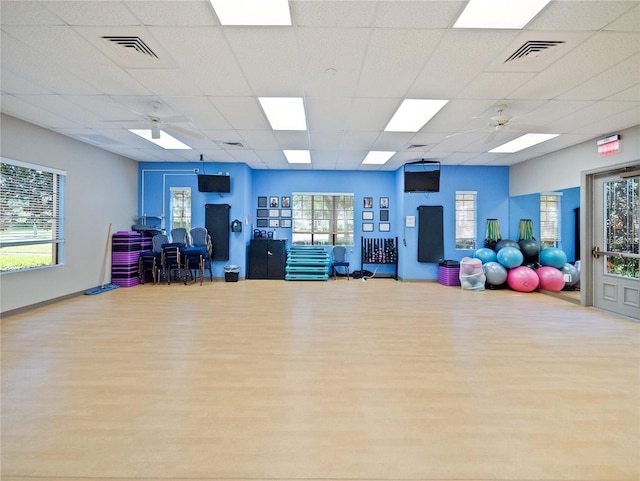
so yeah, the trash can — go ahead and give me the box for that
[224,265,239,282]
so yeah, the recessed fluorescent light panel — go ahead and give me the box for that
[210,0,292,26]
[259,97,307,131]
[362,151,396,165]
[489,133,559,153]
[453,0,551,29]
[129,129,192,150]
[284,150,311,164]
[384,99,449,132]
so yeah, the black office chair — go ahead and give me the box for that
[186,227,213,282]
[332,245,350,280]
[160,242,184,285]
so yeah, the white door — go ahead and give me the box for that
[591,172,639,320]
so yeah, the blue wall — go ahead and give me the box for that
[139,162,576,280]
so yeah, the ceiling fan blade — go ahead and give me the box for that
[484,129,500,144]
[165,123,203,139]
[445,127,486,139]
[162,115,190,123]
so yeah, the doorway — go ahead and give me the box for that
[583,167,639,320]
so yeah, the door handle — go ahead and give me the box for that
[592,246,602,258]
[592,246,640,259]
[267,250,273,256]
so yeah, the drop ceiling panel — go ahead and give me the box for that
[356,28,444,98]
[292,1,378,28]
[44,1,141,26]
[557,54,640,101]
[149,27,253,96]
[528,1,638,31]
[410,30,519,98]
[272,131,310,149]
[125,68,203,96]
[1,95,84,129]
[1,69,53,95]
[238,130,280,150]
[457,72,537,99]
[297,28,370,97]
[223,28,302,95]
[344,98,401,131]
[309,131,345,151]
[608,85,640,102]
[210,97,270,130]
[305,96,354,131]
[373,1,465,28]
[0,1,65,25]
[555,101,639,133]
[158,97,232,130]
[577,105,640,136]
[604,3,640,31]
[340,131,380,151]
[126,1,218,26]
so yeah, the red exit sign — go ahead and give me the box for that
[597,134,620,156]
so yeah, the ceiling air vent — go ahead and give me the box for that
[407,144,428,150]
[102,36,158,59]
[222,142,245,148]
[505,40,565,63]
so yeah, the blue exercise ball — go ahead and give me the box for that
[495,239,520,252]
[473,247,497,264]
[484,261,508,286]
[496,246,524,269]
[539,247,567,268]
[561,263,580,288]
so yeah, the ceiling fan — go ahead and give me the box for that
[103,101,203,140]
[446,104,547,144]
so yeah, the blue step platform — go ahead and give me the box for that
[285,246,330,281]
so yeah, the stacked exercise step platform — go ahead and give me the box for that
[285,246,331,281]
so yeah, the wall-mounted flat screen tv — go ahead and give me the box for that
[197,174,230,193]
[404,170,440,192]
[404,159,440,192]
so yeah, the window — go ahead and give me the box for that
[455,191,476,249]
[0,158,66,272]
[540,193,560,248]
[170,187,191,230]
[292,193,354,246]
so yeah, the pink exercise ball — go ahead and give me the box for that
[507,266,539,293]
[536,266,565,292]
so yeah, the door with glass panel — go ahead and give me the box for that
[591,172,639,320]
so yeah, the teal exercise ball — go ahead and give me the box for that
[496,246,524,269]
[473,248,497,264]
[539,247,567,268]
[495,239,520,252]
[561,263,580,288]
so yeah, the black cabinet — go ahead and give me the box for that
[248,240,286,279]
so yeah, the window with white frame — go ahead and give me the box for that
[292,193,354,246]
[455,191,476,249]
[0,158,66,272]
[170,187,191,231]
[540,193,561,248]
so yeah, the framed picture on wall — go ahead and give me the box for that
[363,197,373,208]
[380,210,389,221]
[362,222,374,232]
[380,197,389,209]
[281,196,291,208]
[269,219,280,228]
[280,219,291,228]
[258,196,268,208]
[256,219,268,228]
[269,209,280,217]
[269,196,279,208]
[379,222,390,232]
[257,209,268,218]
[281,209,292,218]
[362,211,374,220]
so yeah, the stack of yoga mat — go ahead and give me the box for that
[285,246,330,281]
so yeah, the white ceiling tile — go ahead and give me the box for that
[340,131,380,151]
[306,97,354,131]
[159,97,232,130]
[211,97,270,130]
[223,28,302,95]
[345,98,401,131]
[297,28,370,97]
[309,131,344,150]
[374,1,465,28]
[273,131,310,149]
[292,1,378,27]
[605,2,640,31]
[45,1,141,26]
[357,29,445,97]
[239,130,280,150]
[607,84,640,102]
[528,1,638,31]
[557,54,640,101]
[126,1,219,26]
[457,72,537,99]
[125,68,204,96]
[0,1,65,25]
[0,94,84,129]
[0,70,54,95]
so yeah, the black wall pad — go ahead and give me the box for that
[417,205,444,263]
[205,203,230,261]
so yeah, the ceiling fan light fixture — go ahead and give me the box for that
[151,124,161,139]
[129,129,192,150]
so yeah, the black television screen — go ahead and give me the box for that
[197,174,230,193]
[404,169,440,192]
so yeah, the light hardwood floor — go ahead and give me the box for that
[2,279,639,481]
